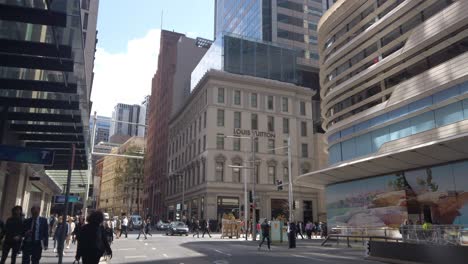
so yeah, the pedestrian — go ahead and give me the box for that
[0,206,23,264]
[104,221,114,244]
[192,220,200,238]
[66,216,75,249]
[288,222,297,248]
[305,221,313,239]
[296,221,304,239]
[136,218,147,240]
[258,219,271,251]
[75,211,112,264]
[22,206,49,264]
[201,219,212,238]
[145,216,152,237]
[72,216,84,245]
[120,213,128,238]
[53,216,68,257]
[48,214,56,238]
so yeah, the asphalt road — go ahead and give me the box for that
[20,231,385,264]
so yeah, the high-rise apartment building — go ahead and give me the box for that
[140,95,150,138]
[298,0,468,228]
[144,31,210,220]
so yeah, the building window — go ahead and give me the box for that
[218,87,225,103]
[282,97,289,112]
[268,139,275,154]
[268,116,274,132]
[203,135,206,151]
[254,138,259,153]
[215,162,224,182]
[198,139,201,154]
[233,137,241,151]
[217,109,224,127]
[300,101,306,115]
[204,111,207,128]
[199,116,202,132]
[283,166,289,183]
[83,12,89,30]
[81,0,90,10]
[301,122,307,137]
[234,111,241,128]
[251,114,258,130]
[251,93,258,108]
[267,95,274,110]
[217,133,224,150]
[301,143,308,158]
[268,166,276,184]
[234,90,241,105]
[232,163,241,183]
[283,118,289,134]
[283,140,288,155]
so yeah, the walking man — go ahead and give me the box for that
[0,206,23,264]
[22,206,48,264]
[201,219,211,238]
[192,220,200,238]
[296,221,304,239]
[258,219,271,251]
[145,216,152,237]
[120,214,128,238]
[136,218,147,240]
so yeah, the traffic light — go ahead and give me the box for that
[249,191,253,203]
[293,200,297,210]
[276,180,283,191]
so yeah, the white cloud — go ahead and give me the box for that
[91,29,161,117]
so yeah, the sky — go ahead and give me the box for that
[91,0,214,117]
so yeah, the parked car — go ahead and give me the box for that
[156,220,170,231]
[129,215,143,230]
[165,221,189,236]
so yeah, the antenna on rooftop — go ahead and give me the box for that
[160,10,163,30]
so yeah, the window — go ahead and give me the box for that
[216,133,224,150]
[215,162,224,181]
[232,163,241,183]
[234,112,241,128]
[234,90,241,105]
[218,88,225,103]
[283,118,289,134]
[253,138,259,153]
[282,97,289,112]
[283,140,288,155]
[217,109,224,127]
[268,139,275,154]
[283,167,289,183]
[301,122,307,137]
[300,101,306,115]
[267,96,274,110]
[198,139,201,154]
[251,114,258,130]
[81,0,90,10]
[199,116,202,132]
[268,166,276,184]
[233,138,241,151]
[204,111,207,128]
[251,93,258,108]
[301,144,308,158]
[83,12,89,30]
[203,135,206,151]
[268,116,275,132]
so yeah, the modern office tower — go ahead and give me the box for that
[0,0,96,218]
[109,103,145,143]
[90,115,111,144]
[166,70,323,223]
[140,95,150,138]
[143,31,210,220]
[81,0,99,102]
[298,0,468,227]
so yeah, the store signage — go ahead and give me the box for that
[53,195,81,204]
[233,129,275,138]
[0,145,54,165]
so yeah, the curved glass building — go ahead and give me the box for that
[298,0,468,227]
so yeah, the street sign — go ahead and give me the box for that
[0,145,54,165]
[53,195,81,204]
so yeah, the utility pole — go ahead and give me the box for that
[251,135,257,241]
[287,136,293,222]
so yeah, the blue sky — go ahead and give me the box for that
[91,0,214,116]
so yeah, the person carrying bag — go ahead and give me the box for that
[75,211,112,264]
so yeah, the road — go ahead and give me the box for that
[32,231,384,264]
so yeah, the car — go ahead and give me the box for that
[165,221,189,236]
[156,220,170,231]
[129,215,143,230]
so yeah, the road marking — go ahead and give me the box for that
[303,251,360,260]
[213,260,229,264]
[125,255,147,259]
[117,248,136,251]
[163,253,169,258]
[214,249,232,257]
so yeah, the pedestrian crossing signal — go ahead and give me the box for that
[276,180,283,191]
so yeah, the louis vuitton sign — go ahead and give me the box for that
[233,129,275,138]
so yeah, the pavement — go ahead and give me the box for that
[4,231,386,264]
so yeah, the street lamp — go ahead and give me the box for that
[228,163,253,241]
